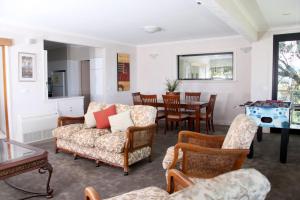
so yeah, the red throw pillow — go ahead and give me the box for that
[93,105,117,129]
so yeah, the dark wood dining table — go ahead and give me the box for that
[155,100,209,132]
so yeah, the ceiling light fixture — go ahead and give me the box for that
[143,26,162,33]
[282,12,291,16]
[196,0,202,5]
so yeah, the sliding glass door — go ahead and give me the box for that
[273,33,300,103]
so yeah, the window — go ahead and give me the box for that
[273,33,300,127]
[177,52,233,80]
[273,33,300,103]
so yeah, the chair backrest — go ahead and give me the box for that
[132,92,142,105]
[185,92,201,111]
[166,92,180,96]
[185,92,201,102]
[162,95,181,116]
[206,94,217,115]
[222,114,258,149]
[140,94,158,107]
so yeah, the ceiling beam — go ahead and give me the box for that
[201,0,268,42]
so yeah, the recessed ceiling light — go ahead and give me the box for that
[196,0,202,5]
[143,26,162,33]
[282,12,291,16]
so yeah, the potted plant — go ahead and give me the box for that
[166,79,180,94]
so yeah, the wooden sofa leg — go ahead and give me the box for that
[54,146,59,154]
[73,153,78,160]
[54,138,59,154]
[124,168,129,176]
[148,155,152,163]
[96,160,101,167]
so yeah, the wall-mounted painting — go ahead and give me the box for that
[178,52,234,80]
[117,53,130,91]
[18,52,36,82]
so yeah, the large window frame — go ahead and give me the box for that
[272,32,300,100]
[177,52,234,81]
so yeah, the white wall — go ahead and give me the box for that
[137,36,252,125]
[0,24,137,142]
[251,26,300,101]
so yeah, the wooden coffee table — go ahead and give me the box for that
[0,139,53,199]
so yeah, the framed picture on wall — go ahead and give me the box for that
[18,52,36,82]
[117,53,130,91]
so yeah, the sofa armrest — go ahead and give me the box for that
[125,124,157,152]
[84,187,102,200]
[168,143,249,178]
[178,131,225,148]
[57,116,85,127]
[167,169,194,193]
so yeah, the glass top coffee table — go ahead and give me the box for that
[0,139,53,199]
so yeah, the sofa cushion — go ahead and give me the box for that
[162,146,183,170]
[85,102,107,128]
[84,112,98,128]
[52,124,85,140]
[115,104,132,113]
[94,105,117,129]
[94,132,126,153]
[71,128,110,148]
[222,114,258,149]
[87,102,107,113]
[169,168,270,200]
[104,186,169,200]
[131,105,157,126]
[109,110,134,133]
[57,139,151,166]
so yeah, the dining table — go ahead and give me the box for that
[155,99,209,132]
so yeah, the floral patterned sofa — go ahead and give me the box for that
[52,102,157,175]
[84,168,271,200]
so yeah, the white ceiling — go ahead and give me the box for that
[256,0,300,28]
[0,0,237,45]
[0,0,299,45]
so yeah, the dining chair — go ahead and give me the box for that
[132,92,142,105]
[188,94,217,133]
[184,92,201,112]
[162,95,190,134]
[166,92,180,96]
[141,94,165,126]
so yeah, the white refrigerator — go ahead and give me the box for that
[51,71,66,97]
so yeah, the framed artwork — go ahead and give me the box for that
[177,52,234,80]
[117,53,130,91]
[19,52,36,82]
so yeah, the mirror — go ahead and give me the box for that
[178,52,234,80]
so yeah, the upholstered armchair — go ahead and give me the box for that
[162,114,258,179]
[84,168,271,200]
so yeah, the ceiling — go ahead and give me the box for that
[0,0,299,45]
[256,0,300,28]
[0,0,237,45]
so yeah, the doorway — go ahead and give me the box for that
[81,60,91,113]
[273,32,300,130]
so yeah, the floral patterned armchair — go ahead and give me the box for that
[162,114,258,179]
[84,168,271,200]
